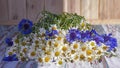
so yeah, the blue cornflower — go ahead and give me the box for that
[3,54,18,61]
[45,30,58,37]
[91,29,104,45]
[66,29,81,43]
[18,19,33,34]
[102,34,117,50]
[52,30,58,35]
[45,30,58,40]
[80,30,93,42]
[5,38,13,46]
[92,34,104,45]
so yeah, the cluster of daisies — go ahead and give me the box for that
[3,19,117,66]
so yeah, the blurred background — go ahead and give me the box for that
[0,0,120,25]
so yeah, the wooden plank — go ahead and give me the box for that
[0,0,9,21]
[99,0,110,19]
[8,0,26,20]
[63,0,81,15]
[111,0,120,19]
[74,0,81,15]
[67,0,75,13]
[26,0,44,22]
[45,0,63,14]
[0,20,20,25]
[99,0,120,19]
[81,0,90,19]
[81,0,99,19]
[63,0,68,12]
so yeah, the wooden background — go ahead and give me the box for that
[0,0,120,25]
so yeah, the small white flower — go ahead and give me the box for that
[28,49,37,59]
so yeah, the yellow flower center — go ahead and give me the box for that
[52,27,57,30]
[8,52,13,56]
[23,48,27,53]
[71,50,76,54]
[35,40,39,44]
[63,39,68,44]
[81,22,85,27]
[81,46,86,51]
[55,51,60,57]
[90,42,95,46]
[62,46,67,52]
[30,51,36,56]
[45,51,51,55]
[21,42,27,46]
[21,57,26,61]
[44,56,50,62]
[20,53,23,56]
[97,50,102,55]
[73,43,78,49]
[86,50,92,55]
[42,47,46,51]
[13,49,16,52]
[48,41,52,46]
[15,39,19,43]
[58,60,63,65]
[41,33,45,37]
[92,46,97,50]
[57,36,62,41]
[102,46,108,50]
[54,42,59,47]
[62,53,66,57]
[80,54,85,60]
[87,56,93,62]
[74,55,78,60]
[38,57,43,63]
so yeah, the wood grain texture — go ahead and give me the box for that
[26,0,44,22]
[63,0,81,15]
[81,0,99,19]
[0,0,8,21]
[8,0,26,21]
[99,0,120,19]
[1,0,120,25]
[45,0,63,14]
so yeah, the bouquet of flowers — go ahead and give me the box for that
[3,11,117,66]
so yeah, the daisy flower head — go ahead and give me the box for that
[79,53,86,61]
[71,42,80,50]
[36,57,43,63]
[28,49,37,59]
[13,37,19,45]
[89,41,97,48]
[50,24,57,30]
[21,46,28,53]
[56,58,65,66]
[61,44,69,52]
[43,56,51,63]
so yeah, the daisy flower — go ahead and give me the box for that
[28,49,37,59]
